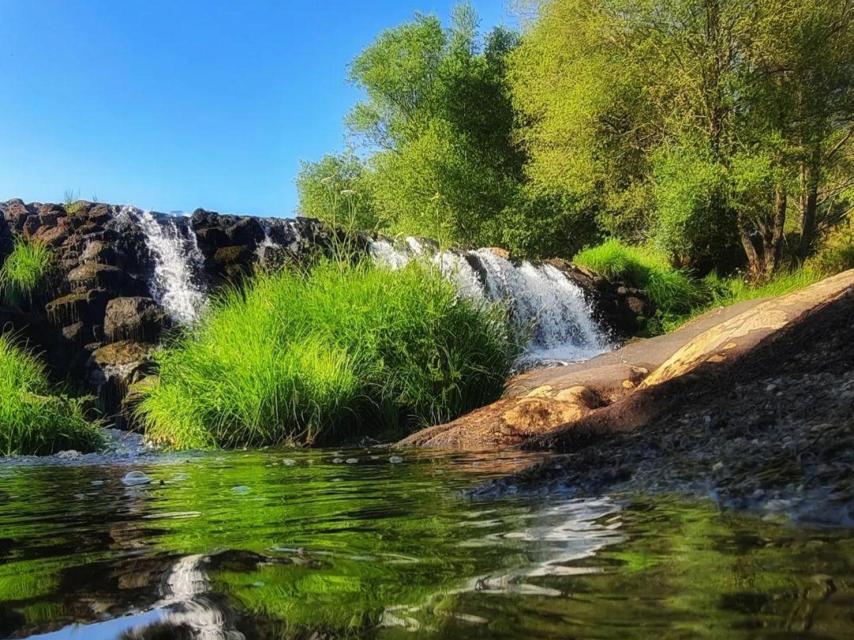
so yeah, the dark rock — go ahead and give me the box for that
[32,224,69,247]
[213,245,252,266]
[196,226,228,249]
[62,321,88,344]
[45,289,110,327]
[104,297,167,343]
[88,340,157,420]
[66,262,142,294]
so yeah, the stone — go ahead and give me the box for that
[62,321,86,344]
[89,340,157,420]
[104,297,167,343]
[67,262,128,291]
[32,224,69,247]
[46,289,109,327]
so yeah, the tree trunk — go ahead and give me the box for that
[739,225,764,281]
[798,157,820,259]
[763,184,787,277]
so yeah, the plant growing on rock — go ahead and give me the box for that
[0,237,55,307]
[0,334,102,456]
[137,258,519,449]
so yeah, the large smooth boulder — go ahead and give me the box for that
[104,297,167,343]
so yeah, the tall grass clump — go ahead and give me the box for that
[0,237,54,307]
[137,258,519,449]
[0,334,102,456]
[574,239,703,315]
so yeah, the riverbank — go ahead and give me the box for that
[467,273,854,525]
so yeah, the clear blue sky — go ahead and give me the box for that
[0,1,513,217]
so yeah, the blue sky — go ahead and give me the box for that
[0,1,513,217]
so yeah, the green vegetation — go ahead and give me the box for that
[137,258,518,449]
[299,0,852,296]
[0,237,54,307]
[0,334,102,456]
[574,240,703,316]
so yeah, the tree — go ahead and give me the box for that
[510,0,853,278]
[342,4,525,247]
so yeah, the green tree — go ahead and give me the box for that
[303,4,526,249]
[511,0,853,278]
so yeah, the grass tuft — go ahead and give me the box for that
[137,258,519,449]
[574,239,703,315]
[0,238,54,307]
[0,334,103,456]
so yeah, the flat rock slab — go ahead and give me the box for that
[399,270,854,450]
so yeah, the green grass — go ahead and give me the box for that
[574,237,848,335]
[0,237,54,307]
[0,334,103,456]
[137,258,519,449]
[574,239,703,315]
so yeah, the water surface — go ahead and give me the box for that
[0,449,851,639]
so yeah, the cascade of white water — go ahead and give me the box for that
[133,210,208,325]
[370,237,610,365]
[255,224,280,263]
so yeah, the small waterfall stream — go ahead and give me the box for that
[133,210,208,325]
[370,238,610,366]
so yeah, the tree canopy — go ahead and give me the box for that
[298,0,853,279]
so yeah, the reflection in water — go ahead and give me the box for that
[0,449,852,639]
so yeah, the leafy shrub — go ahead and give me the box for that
[808,218,854,275]
[137,258,519,449]
[0,238,54,307]
[574,239,703,315]
[652,142,738,270]
[0,334,102,456]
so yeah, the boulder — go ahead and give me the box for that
[45,289,110,327]
[104,296,167,343]
[66,262,145,295]
[89,340,157,420]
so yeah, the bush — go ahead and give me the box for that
[137,258,519,449]
[808,218,854,275]
[0,334,102,456]
[574,239,703,315]
[0,237,54,307]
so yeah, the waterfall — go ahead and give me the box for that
[370,238,609,366]
[255,224,280,262]
[133,210,208,325]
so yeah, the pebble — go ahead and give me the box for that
[57,450,81,459]
[389,455,404,464]
[122,471,151,486]
[282,458,296,466]
[231,485,251,494]
[346,458,359,464]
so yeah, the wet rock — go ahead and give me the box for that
[104,297,167,343]
[67,262,130,292]
[46,289,110,327]
[89,341,157,420]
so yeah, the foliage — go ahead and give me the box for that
[510,0,854,277]
[574,239,703,316]
[137,258,518,449]
[807,216,854,275]
[295,152,378,233]
[0,237,54,307]
[300,4,532,250]
[652,142,738,270]
[0,334,102,456]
